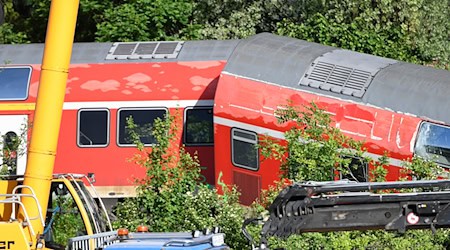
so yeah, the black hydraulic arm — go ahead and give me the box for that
[255,180,450,246]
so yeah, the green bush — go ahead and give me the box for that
[51,198,85,246]
[112,113,248,249]
[260,102,368,182]
[255,101,449,249]
[262,230,450,250]
[113,103,449,249]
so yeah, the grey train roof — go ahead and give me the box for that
[1,33,449,124]
[0,39,239,64]
[224,33,450,124]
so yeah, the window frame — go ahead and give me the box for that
[183,106,214,146]
[231,127,259,171]
[77,108,110,148]
[414,121,450,168]
[45,181,88,247]
[116,107,168,147]
[337,155,368,182]
[0,65,32,101]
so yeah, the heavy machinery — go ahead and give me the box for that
[0,0,114,249]
[68,179,450,250]
[0,173,112,249]
[243,179,450,249]
[0,0,229,249]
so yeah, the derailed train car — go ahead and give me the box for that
[213,33,450,204]
[0,39,238,204]
[0,33,449,205]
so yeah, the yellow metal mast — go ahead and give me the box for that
[18,0,79,246]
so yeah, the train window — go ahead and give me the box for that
[2,131,18,174]
[414,122,450,168]
[184,107,213,145]
[0,66,31,100]
[77,109,109,147]
[231,128,259,170]
[118,108,167,146]
[338,156,368,182]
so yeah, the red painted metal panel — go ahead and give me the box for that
[233,170,261,205]
[1,61,224,197]
[26,61,224,102]
[0,56,432,201]
[214,73,422,191]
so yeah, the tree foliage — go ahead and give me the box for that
[1,0,447,67]
[261,230,450,250]
[253,101,450,249]
[50,197,85,246]
[260,102,371,182]
[112,113,248,249]
[0,120,28,175]
[95,0,195,42]
[276,0,449,68]
[402,156,445,180]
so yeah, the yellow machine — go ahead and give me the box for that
[0,174,112,249]
[0,0,112,249]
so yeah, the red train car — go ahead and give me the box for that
[0,40,237,206]
[1,33,449,206]
[213,33,450,204]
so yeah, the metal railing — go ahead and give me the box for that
[0,185,45,237]
[67,231,117,250]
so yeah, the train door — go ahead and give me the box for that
[184,106,215,186]
[0,115,27,175]
[0,66,32,176]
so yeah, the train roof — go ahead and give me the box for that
[1,33,449,123]
[224,33,450,124]
[0,39,239,64]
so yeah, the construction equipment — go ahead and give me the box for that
[0,0,230,248]
[243,179,450,249]
[0,173,112,249]
[71,179,450,250]
[0,0,113,249]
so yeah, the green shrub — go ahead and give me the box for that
[256,101,449,249]
[51,198,85,245]
[112,113,248,249]
[260,102,368,182]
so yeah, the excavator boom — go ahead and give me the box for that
[254,180,450,247]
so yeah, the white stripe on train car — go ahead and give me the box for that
[62,99,214,110]
[215,116,285,139]
[214,116,404,167]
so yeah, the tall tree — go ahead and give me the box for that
[95,0,195,42]
[276,0,449,68]
[0,0,448,67]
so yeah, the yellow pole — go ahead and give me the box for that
[18,0,79,246]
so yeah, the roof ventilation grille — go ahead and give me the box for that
[300,61,372,98]
[106,41,183,60]
[299,49,397,98]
